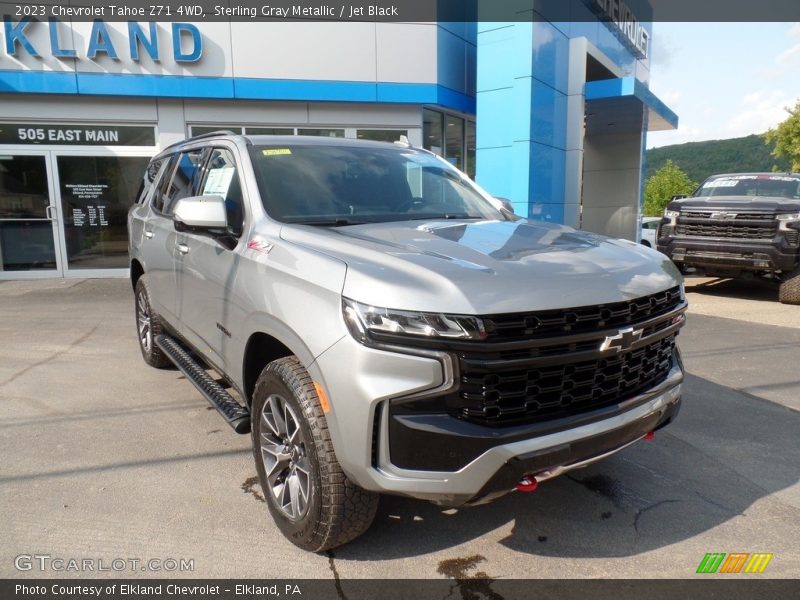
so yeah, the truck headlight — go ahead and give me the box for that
[663,209,680,219]
[777,212,800,231]
[343,298,486,343]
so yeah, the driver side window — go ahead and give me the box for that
[199,148,245,237]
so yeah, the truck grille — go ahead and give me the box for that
[675,211,777,240]
[448,334,677,425]
[481,286,683,341]
[389,287,685,427]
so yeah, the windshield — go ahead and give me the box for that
[695,175,800,199]
[249,144,503,225]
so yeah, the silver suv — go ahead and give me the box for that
[129,133,687,551]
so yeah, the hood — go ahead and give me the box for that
[279,219,682,314]
[671,196,800,212]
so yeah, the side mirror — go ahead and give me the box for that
[495,196,515,214]
[671,194,687,201]
[173,195,227,231]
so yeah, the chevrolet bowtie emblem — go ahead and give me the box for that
[599,327,644,352]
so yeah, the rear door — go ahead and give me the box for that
[133,153,183,324]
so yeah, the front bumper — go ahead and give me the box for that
[311,333,684,507]
[658,236,798,273]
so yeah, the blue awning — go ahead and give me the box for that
[584,77,678,133]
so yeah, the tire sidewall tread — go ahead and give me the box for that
[251,356,378,552]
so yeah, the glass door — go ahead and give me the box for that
[0,152,63,278]
[53,151,151,277]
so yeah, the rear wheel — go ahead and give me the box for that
[251,357,378,551]
[779,267,800,304]
[134,276,172,368]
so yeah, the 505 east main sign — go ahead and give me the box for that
[1,18,203,62]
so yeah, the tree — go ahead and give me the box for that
[643,160,697,216]
[764,100,800,172]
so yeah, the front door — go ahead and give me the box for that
[0,152,63,278]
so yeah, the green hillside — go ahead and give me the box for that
[645,134,792,184]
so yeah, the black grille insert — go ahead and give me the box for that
[448,335,677,426]
[481,287,682,341]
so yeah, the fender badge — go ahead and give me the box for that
[247,238,273,254]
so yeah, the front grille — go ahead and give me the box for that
[447,335,677,426]
[481,286,683,341]
[785,230,800,246]
[681,210,776,221]
[676,223,776,240]
[675,211,777,240]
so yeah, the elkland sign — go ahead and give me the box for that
[1,18,203,62]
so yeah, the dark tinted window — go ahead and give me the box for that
[151,154,177,213]
[199,148,244,237]
[136,158,165,205]
[250,144,501,224]
[161,149,206,215]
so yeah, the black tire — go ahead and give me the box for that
[779,268,800,305]
[251,357,378,552]
[134,276,172,368]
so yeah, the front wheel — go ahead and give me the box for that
[779,267,800,304]
[251,357,379,551]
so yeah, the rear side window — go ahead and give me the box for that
[160,149,206,215]
[136,158,166,205]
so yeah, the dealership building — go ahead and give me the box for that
[0,2,676,279]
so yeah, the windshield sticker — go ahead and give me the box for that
[262,148,292,156]
[703,179,739,188]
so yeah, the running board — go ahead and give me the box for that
[155,334,250,434]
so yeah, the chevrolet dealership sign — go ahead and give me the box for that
[1,18,203,62]
[590,0,649,59]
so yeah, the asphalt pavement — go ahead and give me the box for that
[0,278,798,580]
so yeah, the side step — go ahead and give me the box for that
[155,334,250,434]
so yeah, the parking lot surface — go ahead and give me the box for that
[0,278,798,579]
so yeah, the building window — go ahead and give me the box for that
[445,115,464,171]
[465,120,476,179]
[189,126,243,136]
[245,127,294,136]
[357,129,409,143]
[423,109,475,177]
[297,128,345,138]
[423,109,444,156]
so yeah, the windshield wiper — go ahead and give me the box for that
[405,214,484,221]
[296,218,369,227]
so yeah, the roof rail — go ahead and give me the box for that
[187,130,238,141]
[161,130,238,154]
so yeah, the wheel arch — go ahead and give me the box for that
[130,259,145,291]
[242,331,300,406]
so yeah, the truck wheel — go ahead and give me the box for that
[134,276,172,368]
[779,268,800,304]
[251,357,378,552]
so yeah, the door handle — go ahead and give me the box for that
[45,205,54,220]
[177,243,190,255]
[144,230,154,239]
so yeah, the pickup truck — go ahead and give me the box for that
[657,172,800,304]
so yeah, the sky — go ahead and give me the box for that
[646,22,800,148]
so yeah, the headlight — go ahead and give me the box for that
[777,212,800,231]
[664,209,680,219]
[343,298,486,343]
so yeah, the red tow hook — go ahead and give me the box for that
[516,476,538,493]
[644,431,655,441]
